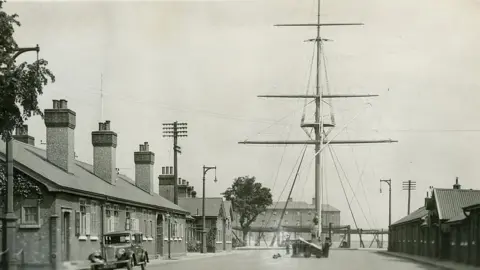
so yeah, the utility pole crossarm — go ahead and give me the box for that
[275,23,364,27]
[258,94,379,99]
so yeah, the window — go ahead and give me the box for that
[90,202,98,237]
[273,220,277,226]
[261,220,265,226]
[285,211,288,215]
[76,200,91,237]
[149,220,153,239]
[20,199,40,228]
[285,220,289,225]
[126,208,138,231]
[297,211,300,216]
[114,207,119,231]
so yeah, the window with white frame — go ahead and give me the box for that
[90,201,98,237]
[106,206,115,233]
[113,205,119,231]
[76,200,90,237]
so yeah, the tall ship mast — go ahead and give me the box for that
[238,0,397,241]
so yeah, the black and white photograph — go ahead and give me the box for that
[1,0,479,269]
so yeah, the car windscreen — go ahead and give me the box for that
[104,234,131,244]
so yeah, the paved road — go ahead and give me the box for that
[148,250,442,270]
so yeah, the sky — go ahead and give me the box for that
[4,0,480,230]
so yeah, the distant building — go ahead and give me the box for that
[233,198,341,245]
[179,198,233,252]
[158,171,233,253]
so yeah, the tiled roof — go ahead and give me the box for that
[433,188,480,220]
[391,207,428,226]
[267,201,340,212]
[0,140,187,214]
[178,197,224,217]
[445,213,466,224]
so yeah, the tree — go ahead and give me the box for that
[222,176,273,244]
[0,163,43,201]
[0,0,55,141]
[0,0,54,199]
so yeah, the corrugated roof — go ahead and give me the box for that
[391,206,428,226]
[178,197,224,217]
[0,140,187,213]
[267,201,340,212]
[433,188,480,220]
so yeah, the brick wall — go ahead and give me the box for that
[2,191,187,268]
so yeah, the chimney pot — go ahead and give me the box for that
[162,167,166,174]
[453,177,461,189]
[52,100,59,109]
[98,122,103,131]
[105,120,111,130]
[59,99,68,109]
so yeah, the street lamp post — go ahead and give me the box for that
[201,165,217,254]
[2,45,40,270]
[380,179,392,251]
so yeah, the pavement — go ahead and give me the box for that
[377,251,480,270]
[144,249,450,270]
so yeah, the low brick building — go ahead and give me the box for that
[178,197,233,252]
[0,99,189,269]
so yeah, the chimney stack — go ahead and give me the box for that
[453,177,461,190]
[134,142,155,193]
[92,120,117,184]
[44,99,76,172]
[158,165,175,202]
[13,125,35,146]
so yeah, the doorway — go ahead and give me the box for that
[61,211,71,261]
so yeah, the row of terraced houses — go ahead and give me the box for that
[0,99,234,269]
[389,178,480,267]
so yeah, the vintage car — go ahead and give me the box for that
[88,231,149,270]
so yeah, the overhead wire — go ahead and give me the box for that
[327,144,360,231]
[330,145,373,229]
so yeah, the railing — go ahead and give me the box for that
[15,249,24,269]
[0,249,26,269]
[0,248,9,257]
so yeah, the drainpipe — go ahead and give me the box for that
[100,196,108,258]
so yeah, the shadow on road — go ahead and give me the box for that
[374,252,444,270]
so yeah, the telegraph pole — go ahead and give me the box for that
[163,122,188,205]
[402,180,416,215]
